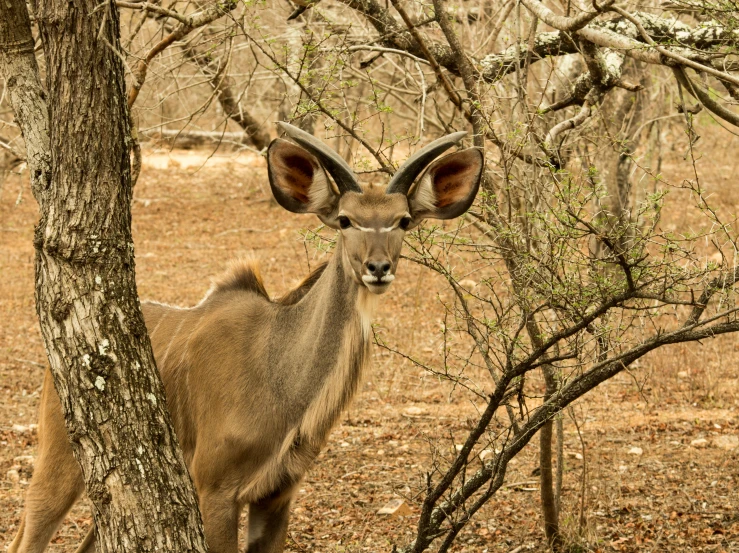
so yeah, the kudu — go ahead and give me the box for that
[10,123,483,553]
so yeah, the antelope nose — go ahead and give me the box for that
[365,260,391,279]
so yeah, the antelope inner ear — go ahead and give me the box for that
[267,138,339,215]
[408,148,484,221]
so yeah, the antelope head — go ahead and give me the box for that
[268,123,484,294]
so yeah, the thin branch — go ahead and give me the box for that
[519,0,614,32]
[389,0,464,108]
[345,45,431,65]
[673,67,739,127]
[0,137,25,162]
[418,315,739,545]
[241,26,392,172]
[127,0,238,108]
[116,1,192,25]
[684,266,739,327]
[544,92,599,148]
[432,0,485,145]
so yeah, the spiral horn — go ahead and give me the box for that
[386,131,468,195]
[277,122,362,194]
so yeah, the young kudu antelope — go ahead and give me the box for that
[10,123,483,553]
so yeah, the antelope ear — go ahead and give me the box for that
[267,138,340,217]
[408,148,483,222]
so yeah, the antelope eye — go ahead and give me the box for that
[399,217,412,230]
[338,216,352,229]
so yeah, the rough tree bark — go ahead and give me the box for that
[1,0,208,549]
[0,0,50,202]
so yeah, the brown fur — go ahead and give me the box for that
[211,258,270,299]
[209,258,327,307]
[10,134,483,553]
[277,262,328,305]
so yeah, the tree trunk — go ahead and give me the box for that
[539,364,562,552]
[1,0,209,548]
[520,316,562,551]
[0,0,50,203]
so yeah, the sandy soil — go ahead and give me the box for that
[0,144,737,552]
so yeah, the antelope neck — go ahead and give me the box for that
[268,237,374,428]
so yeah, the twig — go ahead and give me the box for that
[569,406,588,535]
[0,138,24,162]
[544,92,599,148]
[116,1,192,25]
[14,358,45,368]
[345,45,430,65]
[432,0,485,146]
[503,479,539,488]
[127,0,238,108]
[519,0,614,31]
[414,60,427,141]
[389,0,464,110]
[214,225,278,237]
[672,67,739,127]
[240,25,392,173]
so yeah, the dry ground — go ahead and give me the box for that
[1,137,738,552]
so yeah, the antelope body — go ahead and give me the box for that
[10,123,483,553]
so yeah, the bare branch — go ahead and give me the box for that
[609,5,739,87]
[116,1,192,25]
[545,93,598,147]
[127,0,238,108]
[0,136,25,162]
[673,67,739,127]
[519,0,614,32]
[389,0,464,108]
[241,25,393,172]
[345,44,431,65]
